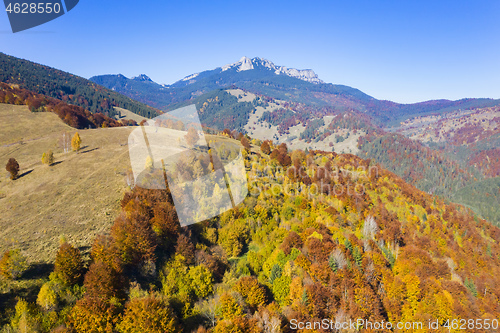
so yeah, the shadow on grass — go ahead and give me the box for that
[80,147,99,154]
[0,263,54,324]
[77,245,91,256]
[0,280,46,324]
[50,161,63,167]
[21,262,54,280]
[17,169,33,179]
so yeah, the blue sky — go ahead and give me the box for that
[1,0,499,103]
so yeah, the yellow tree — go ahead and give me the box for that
[234,276,267,310]
[68,297,120,332]
[37,281,59,311]
[71,132,81,152]
[0,249,28,280]
[116,295,178,333]
[189,265,213,298]
[145,155,154,172]
[216,293,243,320]
[11,299,38,332]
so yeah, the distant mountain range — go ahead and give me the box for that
[91,56,500,125]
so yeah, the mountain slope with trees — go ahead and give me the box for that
[1,137,499,332]
[0,82,132,129]
[0,52,160,119]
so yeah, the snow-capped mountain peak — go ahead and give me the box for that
[181,72,199,81]
[221,56,254,72]
[220,57,323,84]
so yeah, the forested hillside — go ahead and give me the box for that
[379,106,500,225]
[195,90,256,133]
[162,90,500,228]
[358,133,478,197]
[357,132,500,226]
[1,137,499,332]
[0,53,159,119]
[0,82,133,128]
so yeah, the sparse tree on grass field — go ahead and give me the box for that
[145,155,154,172]
[6,157,20,180]
[71,132,81,152]
[60,132,71,153]
[41,150,55,166]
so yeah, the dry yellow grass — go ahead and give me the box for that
[0,104,242,263]
[0,104,134,262]
[114,106,148,123]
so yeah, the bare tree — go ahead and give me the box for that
[362,215,378,240]
[255,310,281,333]
[329,248,348,271]
[198,295,219,327]
[59,132,71,153]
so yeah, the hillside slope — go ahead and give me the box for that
[167,88,371,154]
[0,104,135,262]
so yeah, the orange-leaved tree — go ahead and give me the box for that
[54,242,84,286]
